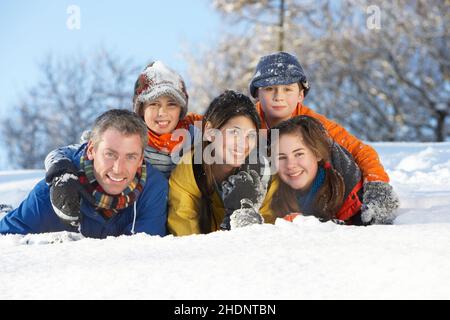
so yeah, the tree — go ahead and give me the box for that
[1,50,139,169]
[213,0,287,50]
[188,0,449,141]
[309,0,450,141]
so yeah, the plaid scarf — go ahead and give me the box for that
[78,154,147,219]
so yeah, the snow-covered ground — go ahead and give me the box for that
[1,142,449,299]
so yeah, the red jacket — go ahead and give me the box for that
[283,182,362,225]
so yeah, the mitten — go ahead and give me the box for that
[46,159,94,227]
[361,181,400,224]
[220,169,267,230]
[230,199,264,229]
[50,173,83,227]
[45,158,79,184]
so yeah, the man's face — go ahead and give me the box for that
[87,128,144,195]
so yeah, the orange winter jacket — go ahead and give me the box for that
[256,102,389,183]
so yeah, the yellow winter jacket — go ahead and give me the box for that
[168,151,278,236]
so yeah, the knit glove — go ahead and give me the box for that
[230,199,264,229]
[361,181,400,225]
[46,159,93,227]
[220,169,267,230]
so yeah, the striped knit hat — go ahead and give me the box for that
[133,61,189,118]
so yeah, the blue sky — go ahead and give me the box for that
[0,0,221,169]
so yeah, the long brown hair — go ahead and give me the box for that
[271,116,345,221]
[195,90,261,233]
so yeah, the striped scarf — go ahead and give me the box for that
[78,154,147,219]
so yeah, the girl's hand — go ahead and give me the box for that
[361,182,400,224]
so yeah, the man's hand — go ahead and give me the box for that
[50,173,84,227]
[46,159,93,227]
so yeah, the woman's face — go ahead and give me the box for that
[142,96,182,135]
[275,132,321,192]
[207,115,258,168]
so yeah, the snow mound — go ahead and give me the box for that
[0,219,449,299]
[0,142,449,299]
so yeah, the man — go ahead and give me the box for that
[0,109,168,238]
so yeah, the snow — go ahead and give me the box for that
[0,170,45,212]
[0,142,449,299]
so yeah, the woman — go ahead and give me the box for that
[168,90,278,235]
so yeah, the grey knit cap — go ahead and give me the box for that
[249,52,310,98]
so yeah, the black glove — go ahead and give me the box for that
[45,158,79,184]
[361,182,400,224]
[46,159,93,227]
[220,169,267,230]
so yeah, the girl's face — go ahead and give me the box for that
[275,133,321,192]
[143,96,182,135]
[257,84,304,126]
[208,115,258,168]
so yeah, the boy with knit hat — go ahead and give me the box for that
[43,61,201,227]
[248,51,399,225]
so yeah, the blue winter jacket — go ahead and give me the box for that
[0,144,168,238]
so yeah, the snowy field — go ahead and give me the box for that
[0,142,449,299]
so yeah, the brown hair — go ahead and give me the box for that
[271,116,345,221]
[90,109,148,153]
[195,90,261,233]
